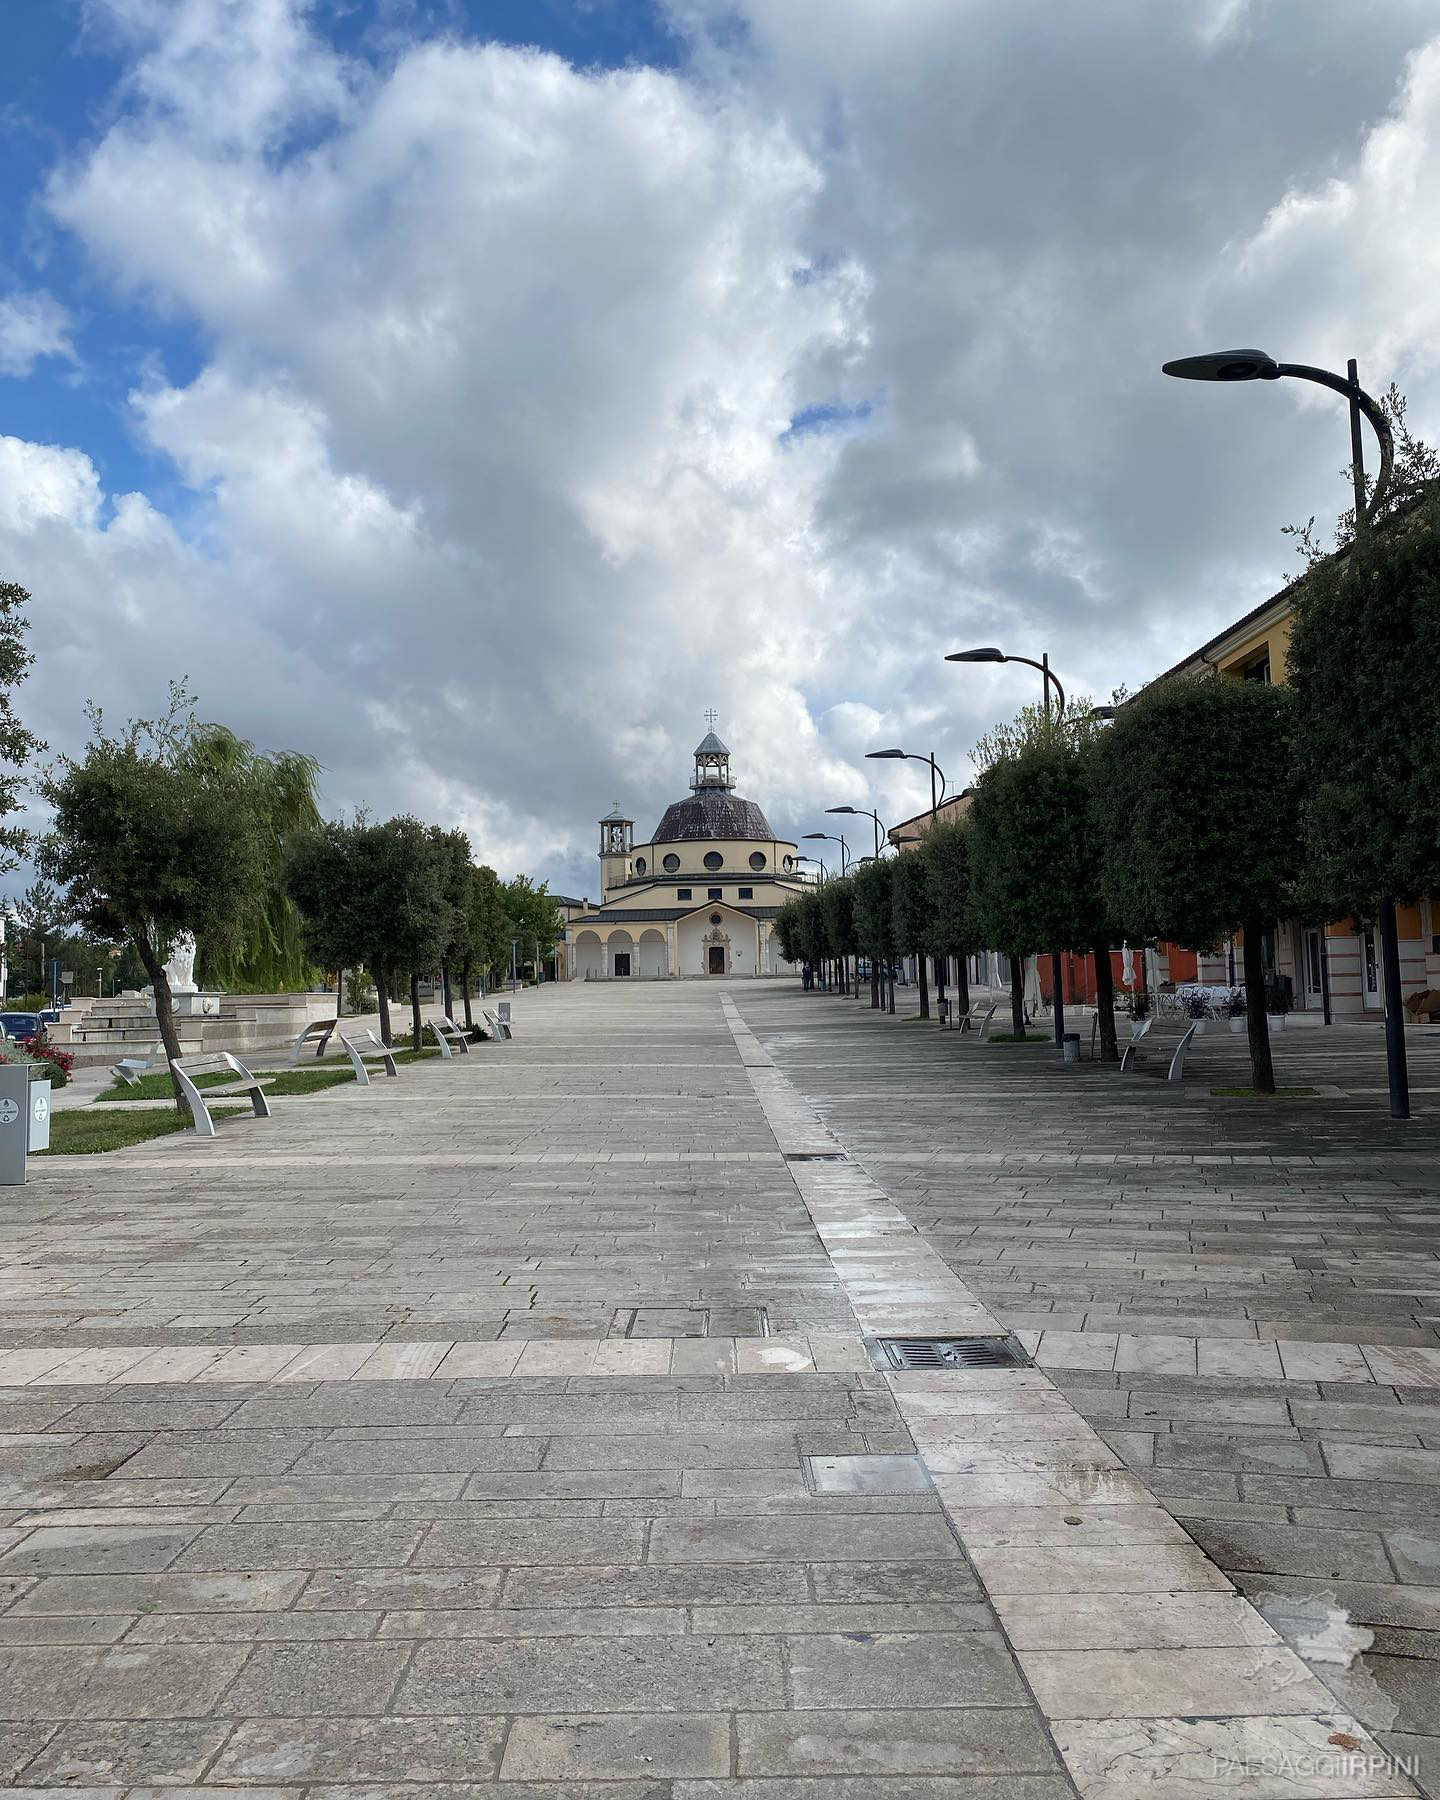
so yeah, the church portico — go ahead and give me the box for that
[565,723,806,981]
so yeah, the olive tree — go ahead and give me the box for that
[1091,676,1298,1093]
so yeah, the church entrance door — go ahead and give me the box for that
[708,946,725,976]
[613,952,631,978]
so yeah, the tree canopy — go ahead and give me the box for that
[0,581,42,878]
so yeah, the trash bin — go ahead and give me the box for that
[1062,1032,1081,1065]
[0,1064,48,1185]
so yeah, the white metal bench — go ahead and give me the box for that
[480,1007,512,1041]
[111,1040,165,1086]
[1120,1018,1199,1082]
[428,1016,471,1058]
[170,1052,272,1137]
[338,1028,399,1084]
[290,1019,340,1063]
[959,1001,1000,1039]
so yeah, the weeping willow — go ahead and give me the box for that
[188,725,324,993]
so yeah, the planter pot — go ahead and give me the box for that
[1229,1016,1247,1034]
[1267,1014,1287,1031]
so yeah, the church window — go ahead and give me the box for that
[748,851,766,871]
[708,887,722,899]
[709,912,723,925]
[738,886,753,899]
[634,856,646,874]
[662,853,680,872]
[677,888,691,900]
[703,851,723,871]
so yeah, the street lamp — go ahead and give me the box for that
[946,647,1066,722]
[804,831,850,874]
[794,852,826,885]
[946,646,1072,1048]
[825,804,888,859]
[1162,345,1406,1118]
[865,748,948,817]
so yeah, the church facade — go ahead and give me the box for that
[566,729,806,980]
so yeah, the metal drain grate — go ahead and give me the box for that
[877,1336,1031,1371]
[784,1151,849,1162]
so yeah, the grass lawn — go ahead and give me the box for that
[98,1066,357,1103]
[37,1107,245,1155]
[1211,1085,1320,1099]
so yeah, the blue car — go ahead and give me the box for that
[0,1013,39,1043]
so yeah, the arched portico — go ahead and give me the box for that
[637,928,668,979]
[573,930,603,981]
[607,928,635,978]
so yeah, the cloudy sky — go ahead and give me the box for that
[2,0,1438,899]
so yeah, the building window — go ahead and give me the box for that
[738,886,753,899]
[1240,649,1271,683]
[677,888,691,900]
[703,850,723,871]
[748,850,766,871]
[708,887,722,900]
[709,912,723,925]
[634,856,646,874]
[662,853,680,872]
[782,854,793,869]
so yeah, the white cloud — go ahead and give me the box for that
[3,0,1440,893]
[0,292,76,378]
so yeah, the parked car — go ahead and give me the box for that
[0,1012,40,1043]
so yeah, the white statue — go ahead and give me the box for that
[163,933,199,994]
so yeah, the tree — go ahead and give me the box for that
[41,691,263,1108]
[967,758,1047,1037]
[921,820,980,1022]
[852,858,897,1012]
[1288,479,1440,917]
[503,875,563,981]
[8,881,62,999]
[773,896,805,968]
[891,852,933,1019]
[470,865,510,989]
[798,890,829,985]
[1091,676,1298,1093]
[189,727,323,993]
[0,581,43,878]
[366,817,447,1051]
[285,819,378,1029]
[429,828,473,1021]
[820,877,857,993]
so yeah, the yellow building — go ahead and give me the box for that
[565,729,808,979]
[1162,582,1438,1019]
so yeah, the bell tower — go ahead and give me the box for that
[692,711,735,792]
[598,804,633,897]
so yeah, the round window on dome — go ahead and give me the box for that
[703,851,723,871]
[662,853,680,872]
[748,851,766,871]
[634,856,646,874]
[783,855,793,870]
[709,912,723,925]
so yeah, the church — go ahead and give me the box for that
[566,725,806,979]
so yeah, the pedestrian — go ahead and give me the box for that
[802,963,813,990]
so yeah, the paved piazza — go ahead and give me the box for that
[1,983,1438,1797]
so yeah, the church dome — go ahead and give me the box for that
[653,789,776,843]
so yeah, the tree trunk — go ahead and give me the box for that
[1242,922,1276,1095]
[955,955,970,1021]
[933,953,945,1013]
[1093,940,1119,1061]
[870,959,880,1009]
[376,969,392,1047]
[409,971,423,1055]
[461,961,474,1031]
[918,953,930,1020]
[335,968,344,1016]
[887,960,896,1013]
[135,932,187,1115]
[1009,956,1026,1036]
[441,961,454,1022]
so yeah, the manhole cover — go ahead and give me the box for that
[877,1336,1031,1371]
[784,1151,848,1162]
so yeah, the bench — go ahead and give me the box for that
[111,1040,165,1086]
[480,1006,513,1041]
[1405,989,1440,1024]
[428,1016,471,1058]
[170,1052,272,1137]
[959,1001,1000,1039]
[1120,1018,1199,1082]
[290,1019,340,1063]
[338,1028,399,1085]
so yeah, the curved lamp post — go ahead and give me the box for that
[825,804,888,859]
[794,852,826,885]
[1162,346,1406,1118]
[865,747,948,817]
[803,831,850,875]
[945,647,1071,1048]
[946,647,1066,722]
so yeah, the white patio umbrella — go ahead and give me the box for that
[1122,942,1135,986]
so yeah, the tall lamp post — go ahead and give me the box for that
[946,645,1070,1049]
[1161,346,1406,1119]
[803,831,851,874]
[865,747,948,816]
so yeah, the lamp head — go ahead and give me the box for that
[1161,349,1280,383]
[802,832,827,840]
[945,646,1006,663]
[825,805,857,816]
[865,748,905,760]
[1087,705,1117,721]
